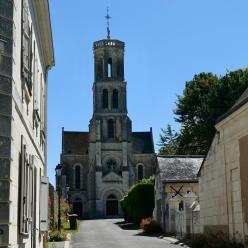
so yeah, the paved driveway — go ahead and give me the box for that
[71,219,175,248]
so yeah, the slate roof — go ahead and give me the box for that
[157,156,204,182]
[63,131,89,155]
[217,87,248,123]
[62,130,155,155]
[132,131,154,154]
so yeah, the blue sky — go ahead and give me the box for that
[48,0,248,185]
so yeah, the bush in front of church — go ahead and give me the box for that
[120,178,154,225]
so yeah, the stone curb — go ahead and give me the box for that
[48,241,65,248]
[64,241,70,248]
[162,237,190,247]
[64,233,71,248]
[163,236,179,244]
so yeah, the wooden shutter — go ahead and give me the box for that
[19,136,29,235]
[21,0,32,94]
[28,155,34,224]
[19,136,25,234]
[40,176,49,231]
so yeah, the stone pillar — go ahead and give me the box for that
[116,118,121,141]
[183,192,197,235]
[122,142,128,167]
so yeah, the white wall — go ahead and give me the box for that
[199,102,248,242]
[7,0,51,247]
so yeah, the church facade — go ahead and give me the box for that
[59,37,156,218]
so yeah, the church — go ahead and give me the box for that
[59,26,156,218]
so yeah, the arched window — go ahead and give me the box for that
[75,165,80,189]
[179,201,184,211]
[102,89,108,108]
[137,164,144,182]
[108,119,114,138]
[107,58,112,78]
[112,89,118,109]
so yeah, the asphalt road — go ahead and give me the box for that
[71,219,176,248]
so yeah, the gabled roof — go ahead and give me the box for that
[61,129,155,155]
[157,156,204,183]
[217,87,248,124]
[63,131,89,155]
[132,131,154,154]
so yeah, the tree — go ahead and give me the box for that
[158,68,248,155]
[158,124,179,155]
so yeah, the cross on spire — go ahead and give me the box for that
[105,7,111,39]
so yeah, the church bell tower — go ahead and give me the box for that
[88,10,133,217]
[60,9,156,219]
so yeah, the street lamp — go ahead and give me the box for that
[55,164,62,231]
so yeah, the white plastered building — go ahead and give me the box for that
[0,0,54,247]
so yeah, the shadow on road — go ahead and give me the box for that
[114,221,139,230]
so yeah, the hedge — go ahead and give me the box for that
[120,178,154,224]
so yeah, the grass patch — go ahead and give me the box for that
[63,220,82,234]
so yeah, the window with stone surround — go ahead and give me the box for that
[102,89,108,108]
[19,136,33,235]
[108,119,114,138]
[107,159,117,171]
[21,0,33,95]
[75,165,81,189]
[112,89,118,109]
[137,164,144,182]
[107,58,112,78]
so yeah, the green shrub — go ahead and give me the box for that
[140,218,162,235]
[48,231,66,242]
[120,178,155,225]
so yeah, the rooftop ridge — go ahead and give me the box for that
[157,155,205,158]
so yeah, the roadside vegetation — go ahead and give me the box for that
[120,179,162,235]
[48,199,81,242]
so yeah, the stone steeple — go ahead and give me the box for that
[87,35,133,217]
[60,23,155,219]
[90,38,132,143]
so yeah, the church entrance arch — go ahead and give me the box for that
[72,198,83,219]
[106,194,119,217]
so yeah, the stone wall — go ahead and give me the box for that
[61,155,89,190]
[0,0,13,245]
[133,154,156,183]
[164,182,199,235]
[199,102,248,242]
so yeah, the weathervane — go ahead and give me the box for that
[105,7,111,39]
